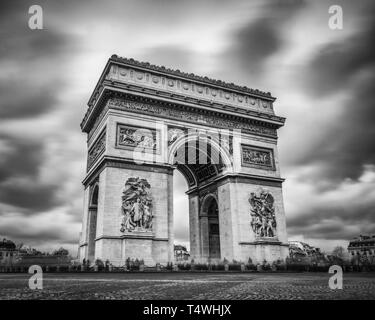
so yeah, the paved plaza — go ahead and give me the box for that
[0,272,374,300]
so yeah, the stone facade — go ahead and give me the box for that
[78,55,289,266]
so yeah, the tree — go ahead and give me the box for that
[53,247,69,256]
[331,246,346,261]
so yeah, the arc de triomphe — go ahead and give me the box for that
[78,55,289,266]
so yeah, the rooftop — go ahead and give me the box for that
[109,54,274,99]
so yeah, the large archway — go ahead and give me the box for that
[168,133,230,262]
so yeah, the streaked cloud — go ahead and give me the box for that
[0,0,374,254]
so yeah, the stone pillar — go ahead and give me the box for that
[200,215,209,260]
[167,173,174,262]
[217,182,236,261]
[188,194,200,261]
[87,206,98,262]
[94,166,173,266]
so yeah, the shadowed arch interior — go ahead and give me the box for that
[201,195,221,260]
[172,138,227,188]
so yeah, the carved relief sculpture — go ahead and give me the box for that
[117,124,158,152]
[167,127,186,146]
[120,177,153,233]
[248,189,277,238]
[242,145,274,170]
[108,99,278,138]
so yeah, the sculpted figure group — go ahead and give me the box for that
[249,189,277,238]
[120,177,153,232]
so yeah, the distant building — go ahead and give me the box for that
[174,245,190,261]
[288,240,322,258]
[348,235,375,262]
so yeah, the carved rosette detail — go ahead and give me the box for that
[120,177,153,233]
[248,189,277,238]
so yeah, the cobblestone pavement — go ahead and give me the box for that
[0,272,374,300]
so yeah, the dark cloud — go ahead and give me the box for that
[302,5,375,97]
[0,225,76,243]
[0,0,80,120]
[0,2,82,213]
[227,0,306,78]
[291,4,375,182]
[0,80,59,119]
[0,134,43,181]
[289,203,375,231]
[0,183,61,212]
[0,134,62,211]
[288,207,375,240]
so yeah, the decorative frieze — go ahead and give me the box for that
[109,98,277,138]
[87,129,106,170]
[88,104,109,141]
[116,123,160,153]
[241,145,275,170]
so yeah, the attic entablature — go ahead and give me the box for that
[81,55,285,133]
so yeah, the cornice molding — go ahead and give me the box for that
[82,156,174,187]
[186,173,285,195]
[82,88,284,138]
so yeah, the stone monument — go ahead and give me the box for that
[78,55,289,266]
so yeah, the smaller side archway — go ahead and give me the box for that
[200,194,221,261]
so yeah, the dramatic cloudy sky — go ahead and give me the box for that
[1,0,374,254]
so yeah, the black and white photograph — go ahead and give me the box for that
[0,0,374,312]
